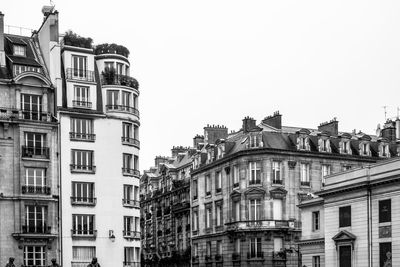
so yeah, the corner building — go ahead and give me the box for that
[57,31,141,266]
[190,113,396,267]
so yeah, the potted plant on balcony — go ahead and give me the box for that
[63,30,93,48]
[102,66,115,85]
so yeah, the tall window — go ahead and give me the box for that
[117,63,124,75]
[192,209,199,232]
[205,175,211,196]
[73,86,90,107]
[379,199,391,223]
[206,241,211,257]
[312,211,320,231]
[313,256,321,267]
[71,150,94,172]
[249,162,261,185]
[134,155,139,171]
[25,168,46,188]
[205,206,212,228]
[232,166,239,187]
[216,240,222,257]
[339,245,352,267]
[380,242,392,267]
[70,118,94,140]
[249,134,260,148]
[25,205,46,233]
[107,90,119,108]
[124,247,135,265]
[14,45,26,56]
[24,132,46,154]
[321,164,331,186]
[273,199,282,220]
[233,200,241,221]
[342,140,350,154]
[21,94,42,120]
[192,180,198,200]
[300,163,310,186]
[249,199,261,221]
[72,214,95,235]
[123,185,133,203]
[122,122,133,142]
[123,153,133,173]
[72,182,95,204]
[121,91,132,111]
[235,238,241,253]
[215,203,223,227]
[72,55,87,78]
[272,161,281,184]
[124,216,134,235]
[24,246,45,267]
[72,246,96,267]
[339,206,351,227]
[250,237,262,258]
[274,237,283,252]
[215,171,222,193]
[104,61,114,70]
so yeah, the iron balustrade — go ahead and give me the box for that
[123,262,140,267]
[249,179,261,185]
[71,262,90,267]
[70,164,96,173]
[226,219,299,231]
[21,185,50,195]
[71,229,97,237]
[122,199,140,208]
[247,251,264,259]
[123,230,140,239]
[69,132,96,141]
[122,168,140,177]
[66,68,95,82]
[72,100,92,109]
[22,225,51,234]
[21,146,49,158]
[70,196,97,205]
[121,136,140,148]
[106,105,140,117]
[273,179,283,185]
[300,181,310,187]
[101,73,139,89]
[0,108,56,122]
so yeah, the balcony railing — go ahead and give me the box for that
[249,179,261,185]
[216,188,222,193]
[121,137,140,148]
[226,220,299,231]
[101,73,139,90]
[21,185,50,195]
[300,181,310,187]
[66,68,95,82]
[123,230,140,239]
[22,225,51,234]
[122,168,140,177]
[205,255,213,262]
[247,251,264,259]
[123,262,140,267]
[272,179,283,185]
[71,229,97,237]
[71,262,90,267]
[0,108,56,122]
[72,100,92,109]
[106,105,140,117]
[122,199,140,208]
[232,253,241,261]
[22,146,49,159]
[70,132,96,141]
[70,164,96,173]
[71,196,97,206]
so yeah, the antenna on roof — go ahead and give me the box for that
[382,106,388,121]
[397,107,400,119]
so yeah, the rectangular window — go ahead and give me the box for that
[312,211,320,231]
[134,155,139,171]
[123,153,133,173]
[70,118,94,140]
[215,171,222,193]
[14,45,26,56]
[313,256,321,267]
[273,237,283,252]
[117,63,124,75]
[216,204,223,227]
[339,206,351,227]
[193,243,198,257]
[232,166,239,187]
[273,199,282,220]
[300,163,310,186]
[72,246,96,266]
[249,162,261,184]
[272,161,281,183]
[123,185,133,202]
[205,206,212,228]
[72,182,95,204]
[342,140,350,154]
[124,247,135,265]
[339,245,352,267]
[71,150,94,172]
[205,175,211,195]
[121,91,132,111]
[23,246,45,267]
[104,61,114,70]
[72,214,95,235]
[72,55,87,78]
[380,242,391,267]
[235,238,241,253]
[192,180,198,200]
[233,200,240,221]
[21,94,42,120]
[379,199,391,223]
[122,122,133,143]
[124,216,134,235]
[192,209,198,231]
[25,168,46,187]
[249,199,261,221]
[250,135,260,148]
[321,165,331,186]
[250,237,262,258]
[73,86,90,108]
[24,132,46,157]
[216,240,222,256]
[107,90,119,108]
[206,241,211,256]
[25,205,46,233]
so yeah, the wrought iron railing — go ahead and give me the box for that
[66,68,95,82]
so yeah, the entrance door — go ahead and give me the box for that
[339,245,352,267]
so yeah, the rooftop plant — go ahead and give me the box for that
[63,30,93,49]
[94,43,130,57]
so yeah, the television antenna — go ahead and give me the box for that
[382,106,388,121]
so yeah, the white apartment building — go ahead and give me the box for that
[57,34,141,267]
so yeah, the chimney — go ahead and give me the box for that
[204,124,228,144]
[171,146,189,157]
[318,118,339,136]
[381,126,396,142]
[396,118,400,140]
[154,156,169,168]
[41,6,54,18]
[242,117,257,133]
[0,12,5,67]
[262,111,282,129]
[193,135,204,149]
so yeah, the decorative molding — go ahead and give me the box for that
[288,161,297,169]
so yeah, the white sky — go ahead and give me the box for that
[2,1,400,171]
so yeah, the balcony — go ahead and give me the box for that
[106,105,140,117]
[21,185,50,195]
[72,262,91,267]
[226,220,298,231]
[247,251,264,260]
[123,262,140,267]
[122,168,140,177]
[72,100,92,109]
[122,199,140,208]
[101,73,139,90]
[123,230,140,239]
[71,197,96,206]
[121,137,140,148]
[22,225,51,234]
[70,164,96,174]
[300,181,310,187]
[12,225,56,241]
[71,229,97,238]
[66,68,95,82]
[70,132,96,142]
[272,179,283,185]
[249,179,261,185]
[0,108,56,122]
[21,146,49,159]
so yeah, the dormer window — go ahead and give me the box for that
[341,140,351,154]
[319,138,331,152]
[217,145,225,159]
[360,142,370,156]
[249,134,261,148]
[207,150,214,163]
[379,143,390,158]
[14,45,26,56]
[297,136,310,151]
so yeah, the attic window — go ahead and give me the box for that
[360,142,370,156]
[14,45,26,56]
[297,136,309,151]
[319,138,331,152]
[249,134,261,148]
[380,143,390,158]
[341,140,351,154]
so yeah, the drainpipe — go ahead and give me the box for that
[366,166,372,267]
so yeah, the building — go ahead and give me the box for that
[299,157,400,267]
[190,113,398,267]
[140,147,193,267]
[0,8,59,267]
[57,25,141,267]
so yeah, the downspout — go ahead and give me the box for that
[366,166,372,267]
[58,116,63,267]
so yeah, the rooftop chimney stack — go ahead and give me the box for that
[0,12,5,66]
[193,135,204,149]
[242,117,257,133]
[204,125,228,144]
[381,125,396,142]
[171,146,189,157]
[262,111,282,129]
[318,118,339,136]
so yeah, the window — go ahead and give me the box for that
[104,61,114,70]
[205,206,212,229]
[25,205,46,233]
[206,241,211,257]
[205,175,211,196]
[23,132,47,157]
[122,122,139,146]
[273,237,283,252]
[232,166,239,187]
[207,150,214,163]
[273,199,282,220]
[72,214,95,236]
[215,203,223,227]
[249,199,261,221]
[73,86,91,108]
[193,243,199,257]
[25,168,46,190]
[312,211,320,231]
[361,142,370,156]
[321,164,331,186]
[299,137,308,150]
[380,242,392,267]
[72,246,96,267]
[342,140,350,154]
[72,182,95,204]
[70,118,94,140]
[14,65,41,75]
[249,135,260,148]
[124,247,135,266]
[320,138,330,152]
[134,155,139,171]
[124,216,134,236]
[23,246,45,267]
[339,206,351,227]
[107,90,119,109]
[249,238,262,258]
[272,161,281,184]
[249,162,261,185]
[192,209,199,232]
[343,165,352,171]
[300,163,310,186]
[14,45,26,56]
[21,94,42,120]
[381,144,390,157]
[72,55,87,78]
[312,256,321,267]
[117,63,124,75]
[121,91,132,111]
[233,200,241,221]
[71,150,94,172]
[123,153,133,174]
[215,171,222,193]
[123,185,133,204]
[192,180,198,200]
[379,199,391,223]
[234,238,241,253]
[216,240,222,258]
[339,245,352,267]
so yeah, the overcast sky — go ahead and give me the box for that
[2,1,400,171]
